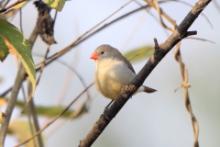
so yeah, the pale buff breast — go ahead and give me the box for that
[95,58,135,100]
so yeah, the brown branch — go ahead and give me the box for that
[79,0,211,147]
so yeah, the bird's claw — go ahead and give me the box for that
[104,100,114,112]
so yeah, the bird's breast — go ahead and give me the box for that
[96,60,124,99]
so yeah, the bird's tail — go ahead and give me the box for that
[138,85,157,93]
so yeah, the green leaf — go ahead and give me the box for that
[124,45,154,63]
[0,18,36,90]
[16,100,75,118]
[0,37,8,61]
[43,0,66,11]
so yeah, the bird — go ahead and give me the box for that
[90,44,156,100]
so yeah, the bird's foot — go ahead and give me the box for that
[123,84,136,93]
[104,100,114,112]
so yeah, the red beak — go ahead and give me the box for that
[90,52,98,60]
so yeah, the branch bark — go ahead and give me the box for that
[79,0,212,147]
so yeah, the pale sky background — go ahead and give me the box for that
[0,0,220,147]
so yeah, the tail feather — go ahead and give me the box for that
[143,85,157,93]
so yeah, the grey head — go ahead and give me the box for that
[93,44,135,73]
[94,44,124,60]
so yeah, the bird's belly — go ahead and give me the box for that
[96,69,123,100]
[95,59,134,100]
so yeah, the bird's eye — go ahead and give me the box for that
[100,51,104,55]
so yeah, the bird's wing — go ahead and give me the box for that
[115,51,136,74]
[108,60,136,84]
[121,57,135,74]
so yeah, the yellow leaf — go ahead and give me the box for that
[9,120,38,147]
[124,45,154,63]
[3,37,36,92]
[0,98,7,106]
[0,112,6,124]
[43,0,66,11]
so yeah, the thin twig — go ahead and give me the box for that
[213,0,220,12]
[21,85,38,147]
[33,52,92,103]
[14,83,93,147]
[26,87,44,147]
[174,43,199,147]
[146,0,176,31]
[73,0,134,44]
[0,65,26,146]
[150,1,200,146]
[19,8,23,33]
[24,47,51,147]
[0,0,10,9]
[186,36,215,44]
[79,0,211,146]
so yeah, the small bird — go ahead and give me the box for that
[90,44,156,100]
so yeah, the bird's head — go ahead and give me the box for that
[90,44,121,61]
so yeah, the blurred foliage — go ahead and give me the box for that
[16,100,75,118]
[0,36,8,61]
[9,120,36,147]
[0,98,7,105]
[0,0,28,19]
[0,18,36,91]
[0,112,5,124]
[124,45,154,63]
[0,97,76,118]
[43,0,66,11]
